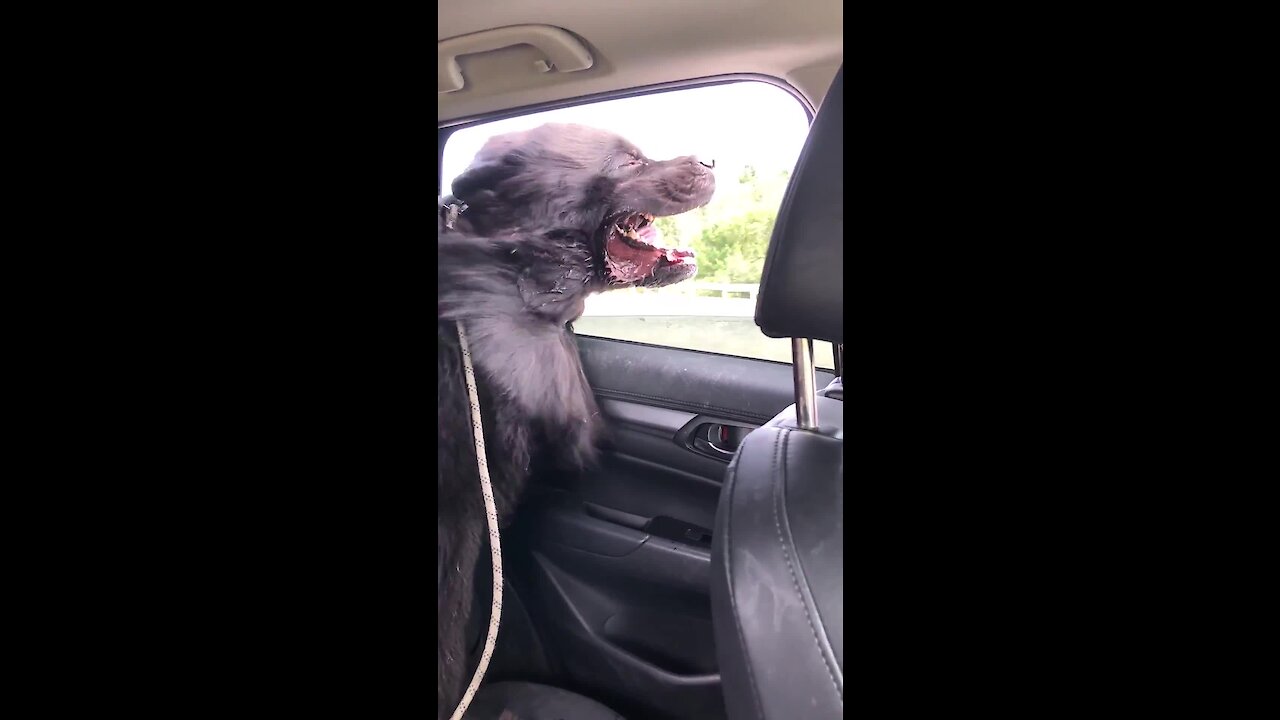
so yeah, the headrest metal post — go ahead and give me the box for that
[792,338,819,430]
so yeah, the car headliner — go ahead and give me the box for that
[438,0,843,125]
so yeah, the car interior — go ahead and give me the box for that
[439,2,843,718]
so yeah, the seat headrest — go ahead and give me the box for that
[754,66,843,344]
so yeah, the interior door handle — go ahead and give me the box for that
[699,423,743,456]
[675,418,755,461]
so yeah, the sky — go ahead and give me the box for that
[441,81,811,195]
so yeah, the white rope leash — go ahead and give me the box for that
[450,322,503,720]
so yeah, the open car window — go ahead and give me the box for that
[442,80,832,369]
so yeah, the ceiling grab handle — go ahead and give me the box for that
[439,24,595,94]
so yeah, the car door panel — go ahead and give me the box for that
[579,335,834,426]
[504,336,828,720]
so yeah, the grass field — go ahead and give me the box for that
[573,315,836,369]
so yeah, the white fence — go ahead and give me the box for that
[582,282,760,317]
[658,282,758,300]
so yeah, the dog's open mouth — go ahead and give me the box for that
[603,211,697,286]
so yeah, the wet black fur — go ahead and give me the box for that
[438,123,714,718]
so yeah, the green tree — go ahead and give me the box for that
[653,216,682,247]
[690,209,777,282]
[739,164,765,204]
[645,162,790,284]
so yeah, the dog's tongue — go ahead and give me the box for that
[604,221,691,283]
[638,223,662,245]
[606,240,661,283]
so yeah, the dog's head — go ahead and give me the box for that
[449,123,716,289]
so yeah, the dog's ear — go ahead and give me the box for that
[450,159,513,200]
[450,132,532,199]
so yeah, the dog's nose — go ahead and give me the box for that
[689,155,715,170]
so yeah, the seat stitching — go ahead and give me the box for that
[773,429,843,701]
[722,441,767,720]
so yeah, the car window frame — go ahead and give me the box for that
[437,73,838,373]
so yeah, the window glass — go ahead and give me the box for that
[442,81,833,369]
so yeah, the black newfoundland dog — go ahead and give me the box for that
[438,123,716,717]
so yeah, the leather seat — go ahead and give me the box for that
[458,556,626,719]
[466,681,624,719]
[710,65,844,720]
